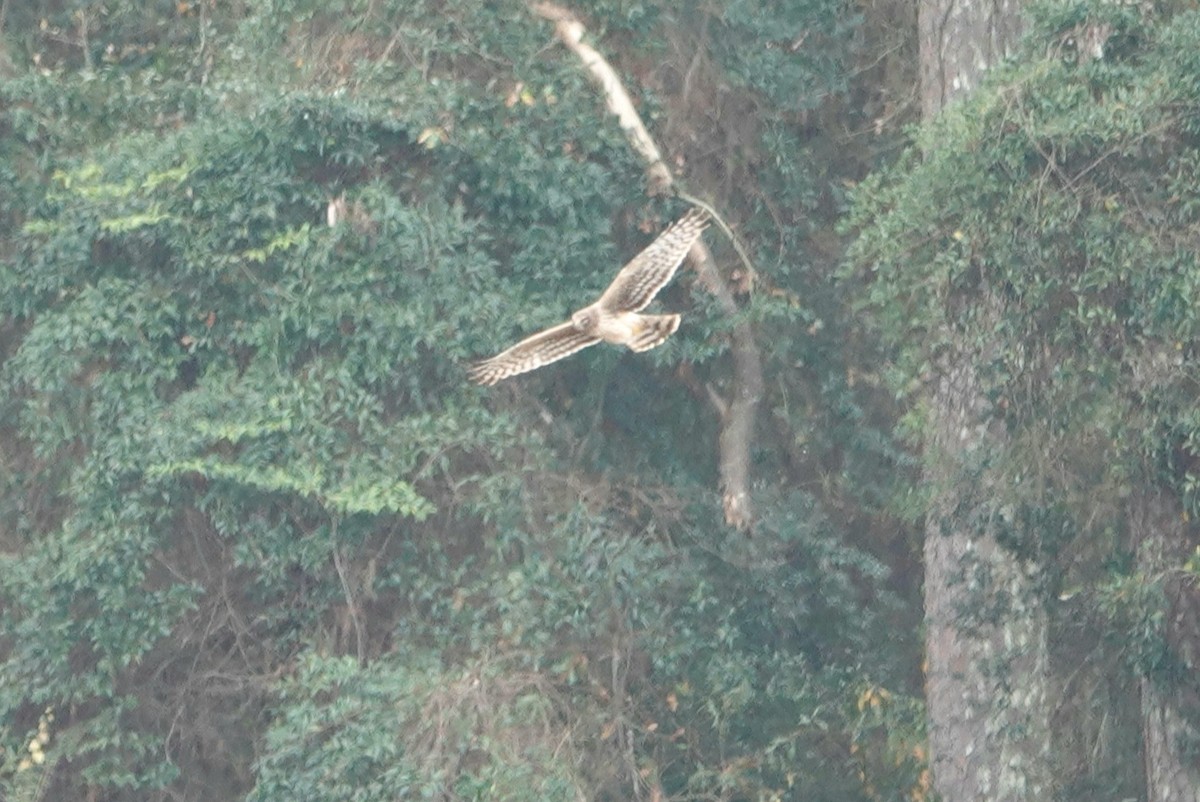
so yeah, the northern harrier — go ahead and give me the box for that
[468,208,709,385]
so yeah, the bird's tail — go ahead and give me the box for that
[628,314,681,353]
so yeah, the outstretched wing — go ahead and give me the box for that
[597,208,710,314]
[468,321,601,385]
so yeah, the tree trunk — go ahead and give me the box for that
[922,348,1052,802]
[1132,492,1200,802]
[918,0,1023,121]
[918,2,1053,800]
[1141,680,1200,802]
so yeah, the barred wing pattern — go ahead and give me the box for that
[597,208,710,313]
[467,322,601,386]
[469,208,708,385]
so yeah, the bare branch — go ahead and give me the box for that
[331,520,367,666]
[530,1,762,530]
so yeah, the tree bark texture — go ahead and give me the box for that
[918,2,1053,800]
[923,354,1052,802]
[1132,493,1200,802]
[918,0,1023,119]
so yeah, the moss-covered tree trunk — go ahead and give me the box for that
[1133,493,1200,802]
[918,1,1053,799]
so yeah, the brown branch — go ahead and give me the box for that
[530,1,762,530]
[331,520,367,666]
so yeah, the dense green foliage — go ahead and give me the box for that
[849,2,1200,794]
[0,2,920,801]
[10,0,1199,799]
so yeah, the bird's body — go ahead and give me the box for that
[469,208,708,385]
[572,305,678,348]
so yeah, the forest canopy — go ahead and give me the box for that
[2,1,1198,801]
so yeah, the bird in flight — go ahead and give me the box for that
[468,208,709,385]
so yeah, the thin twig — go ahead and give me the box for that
[331,520,367,665]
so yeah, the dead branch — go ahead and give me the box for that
[530,1,762,530]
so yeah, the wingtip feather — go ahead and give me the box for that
[467,360,502,386]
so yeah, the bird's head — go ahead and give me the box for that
[572,308,599,333]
